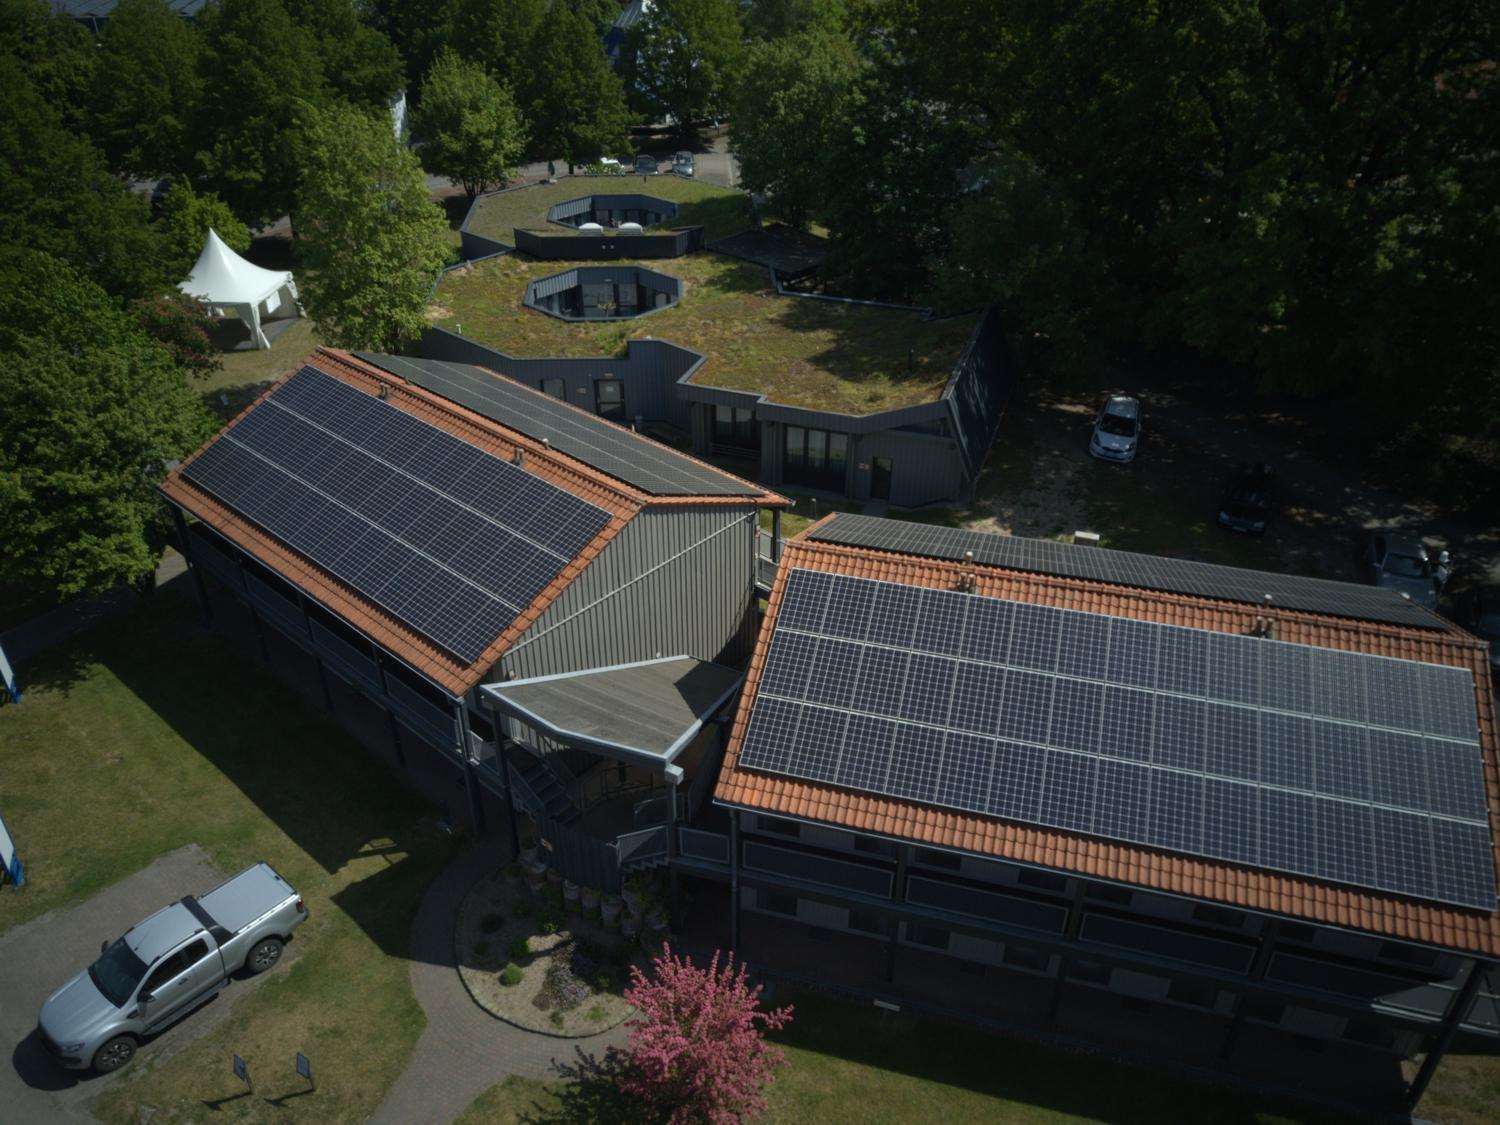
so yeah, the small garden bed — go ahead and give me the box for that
[455,868,664,1037]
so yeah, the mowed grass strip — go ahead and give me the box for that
[432,253,977,414]
[452,987,1324,1125]
[462,177,753,244]
[0,587,456,1121]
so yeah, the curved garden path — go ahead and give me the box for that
[369,846,628,1125]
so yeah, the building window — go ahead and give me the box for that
[847,909,886,936]
[758,890,797,916]
[712,406,758,452]
[1069,959,1112,986]
[1342,1019,1396,1049]
[594,378,625,421]
[915,848,961,871]
[1084,883,1133,907]
[1003,944,1049,972]
[907,925,950,950]
[1191,904,1246,929]
[757,815,801,838]
[853,835,896,858]
[784,425,849,490]
[1016,869,1068,894]
[1243,997,1285,1025]
[1378,941,1438,968]
[1167,979,1218,1009]
[1278,922,1317,943]
[540,377,566,400]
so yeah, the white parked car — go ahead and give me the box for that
[1089,395,1142,463]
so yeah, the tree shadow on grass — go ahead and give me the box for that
[519,1048,644,1125]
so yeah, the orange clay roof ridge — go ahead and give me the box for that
[161,350,638,696]
[321,348,788,510]
[718,532,1500,956]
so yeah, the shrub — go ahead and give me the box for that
[532,959,592,1012]
[479,912,504,934]
[588,1003,608,1023]
[541,920,561,936]
[595,971,614,993]
[499,962,523,987]
[510,936,532,960]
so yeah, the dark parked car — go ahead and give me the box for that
[634,154,659,174]
[1456,583,1500,678]
[1217,463,1274,534]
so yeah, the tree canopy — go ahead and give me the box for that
[731,28,856,228]
[157,180,253,281]
[0,250,214,599]
[526,4,633,171]
[87,0,203,179]
[295,99,449,350]
[195,0,328,229]
[414,49,526,197]
[624,0,745,128]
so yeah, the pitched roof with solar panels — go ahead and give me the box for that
[353,352,775,500]
[719,514,1500,954]
[159,349,779,696]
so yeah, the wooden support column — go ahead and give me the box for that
[771,508,783,563]
[375,655,407,768]
[666,765,682,928]
[1407,958,1487,1111]
[169,506,212,623]
[454,700,486,835]
[729,813,742,953]
[885,846,908,983]
[1221,919,1280,1060]
[235,558,271,664]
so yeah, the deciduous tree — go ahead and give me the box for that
[0,250,215,600]
[295,99,449,350]
[614,946,793,1125]
[527,5,633,172]
[195,0,327,229]
[286,0,405,110]
[87,0,203,178]
[414,49,527,196]
[730,28,856,228]
[157,180,253,280]
[623,0,745,129]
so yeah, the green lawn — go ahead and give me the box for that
[463,177,753,244]
[454,987,1325,1125]
[432,253,975,414]
[0,584,457,1121]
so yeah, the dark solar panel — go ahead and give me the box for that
[739,568,1495,910]
[356,353,761,497]
[808,513,1441,631]
[182,366,611,663]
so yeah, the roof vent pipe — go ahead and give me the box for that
[1255,593,1275,638]
[377,382,390,400]
[959,550,977,594]
[541,438,551,450]
[512,448,525,468]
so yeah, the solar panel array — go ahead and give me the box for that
[357,354,760,497]
[739,568,1496,910]
[809,513,1440,631]
[182,366,611,664]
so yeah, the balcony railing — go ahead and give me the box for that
[677,826,730,865]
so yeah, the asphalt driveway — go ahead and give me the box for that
[0,844,297,1121]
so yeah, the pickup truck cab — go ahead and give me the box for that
[37,862,307,1072]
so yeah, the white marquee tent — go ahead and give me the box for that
[178,228,301,350]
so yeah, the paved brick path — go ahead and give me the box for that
[369,846,628,1125]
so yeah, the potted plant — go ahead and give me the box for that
[525,859,549,893]
[619,911,640,940]
[563,880,581,913]
[503,862,524,887]
[518,837,539,866]
[580,885,601,913]
[621,874,648,916]
[545,866,563,888]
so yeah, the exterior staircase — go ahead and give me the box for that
[517,756,582,827]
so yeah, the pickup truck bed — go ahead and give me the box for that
[197,863,298,934]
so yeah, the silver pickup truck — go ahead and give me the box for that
[37,861,307,1072]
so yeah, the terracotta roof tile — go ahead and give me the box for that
[716,536,1500,956]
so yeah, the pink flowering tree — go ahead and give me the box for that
[615,945,794,1124]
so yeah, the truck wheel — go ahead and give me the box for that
[92,1035,136,1073]
[247,937,283,974]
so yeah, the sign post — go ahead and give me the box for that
[296,1051,314,1091]
[233,1053,252,1094]
[0,641,20,704]
[0,812,23,888]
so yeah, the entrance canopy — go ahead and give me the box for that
[482,656,743,771]
[178,228,300,350]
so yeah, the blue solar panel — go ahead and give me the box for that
[739,568,1496,911]
[182,367,611,663]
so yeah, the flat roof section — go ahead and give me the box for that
[711,224,830,277]
[464,178,753,245]
[484,656,743,767]
[809,513,1442,631]
[356,353,772,498]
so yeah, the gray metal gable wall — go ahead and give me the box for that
[513,228,702,260]
[420,328,695,429]
[497,506,759,680]
[852,428,967,507]
[944,306,1010,477]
